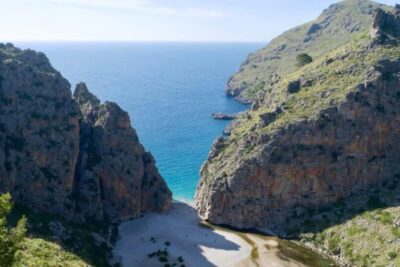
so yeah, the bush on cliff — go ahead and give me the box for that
[295,53,313,67]
[0,193,27,266]
[0,194,91,266]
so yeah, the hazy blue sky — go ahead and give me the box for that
[1,0,398,42]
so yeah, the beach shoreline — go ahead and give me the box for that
[113,201,332,267]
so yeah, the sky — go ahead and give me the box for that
[0,0,399,42]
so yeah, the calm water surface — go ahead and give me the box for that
[16,42,262,200]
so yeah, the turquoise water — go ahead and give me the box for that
[16,42,262,201]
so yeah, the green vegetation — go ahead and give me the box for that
[211,29,400,172]
[326,235,340,253]
[14,238,90,267]
[0,193,90,267]
[292,174,400,267]
[147,240,185,267]
[236,232,259,260]
[296,53,313,67]
[8,202,110,266]
[0,194,26,266]
[227,0,391,100]
[210,19,400,264]
[275,238,334,267]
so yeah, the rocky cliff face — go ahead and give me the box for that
[371,4,400,45]
[73,83,171,221]
[225,0,390,103]
[0,43,171,223]
[195,6,400,232]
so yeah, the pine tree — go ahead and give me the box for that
[0,193,27,266]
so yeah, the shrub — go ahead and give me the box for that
[159,256,168,262]
[378,211,393,225]
[0,193,27,266]
[391,227,400,238]
[327,235,340,253]
[296,53,313,67]
[388,251,397,260]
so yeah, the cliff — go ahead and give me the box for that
[0,43,171,223]
[195,4,400,236]
[226,0,390,103]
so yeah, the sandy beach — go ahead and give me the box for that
[113,202,333,267]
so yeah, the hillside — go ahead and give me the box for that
[196,3,400,267]
[226,0,390,103]
[9,200,118,266]
[292,174,400,267]
[14,238,90,267]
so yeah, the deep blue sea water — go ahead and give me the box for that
[16,42,262,201]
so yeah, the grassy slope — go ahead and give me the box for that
[8,205,112,267]
[228,0,390,100]
[213,32,400,171]
[291,174,400,267]
[14,238,90,267]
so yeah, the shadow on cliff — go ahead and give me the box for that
[8,204,112,267]
[115,201,243,267]
[283,173,400,238]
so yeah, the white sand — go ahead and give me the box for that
[113,202,310,267]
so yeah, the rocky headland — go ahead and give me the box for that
[0,43,172,223]
[196,3,400,266]
[225,0,390,103]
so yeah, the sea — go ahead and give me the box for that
[15,42,262,201]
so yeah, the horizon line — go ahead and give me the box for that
[4,40,267,44]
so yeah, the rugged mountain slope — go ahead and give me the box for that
[195,4,400,236]
[226,0,390,103]
[0,43,171,223]
[73,83,171,221]
[292,174,400,267]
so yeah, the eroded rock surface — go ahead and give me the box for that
[371,4,400,45]
[195,6,400,232]
[0,43,171,223]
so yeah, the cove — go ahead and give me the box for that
[16,42,263,200]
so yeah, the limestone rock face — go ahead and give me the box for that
[0,43,171,223]
[371,4,400,45]
[0,44,80,219]
[197,59,400,231]
[73,83,171,221]
[195,6,400,232]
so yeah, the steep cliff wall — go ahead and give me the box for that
[0,43,171,223]
[195,6,400,232]
[73,83,171,221]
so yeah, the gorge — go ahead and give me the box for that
[1,0,400,266]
